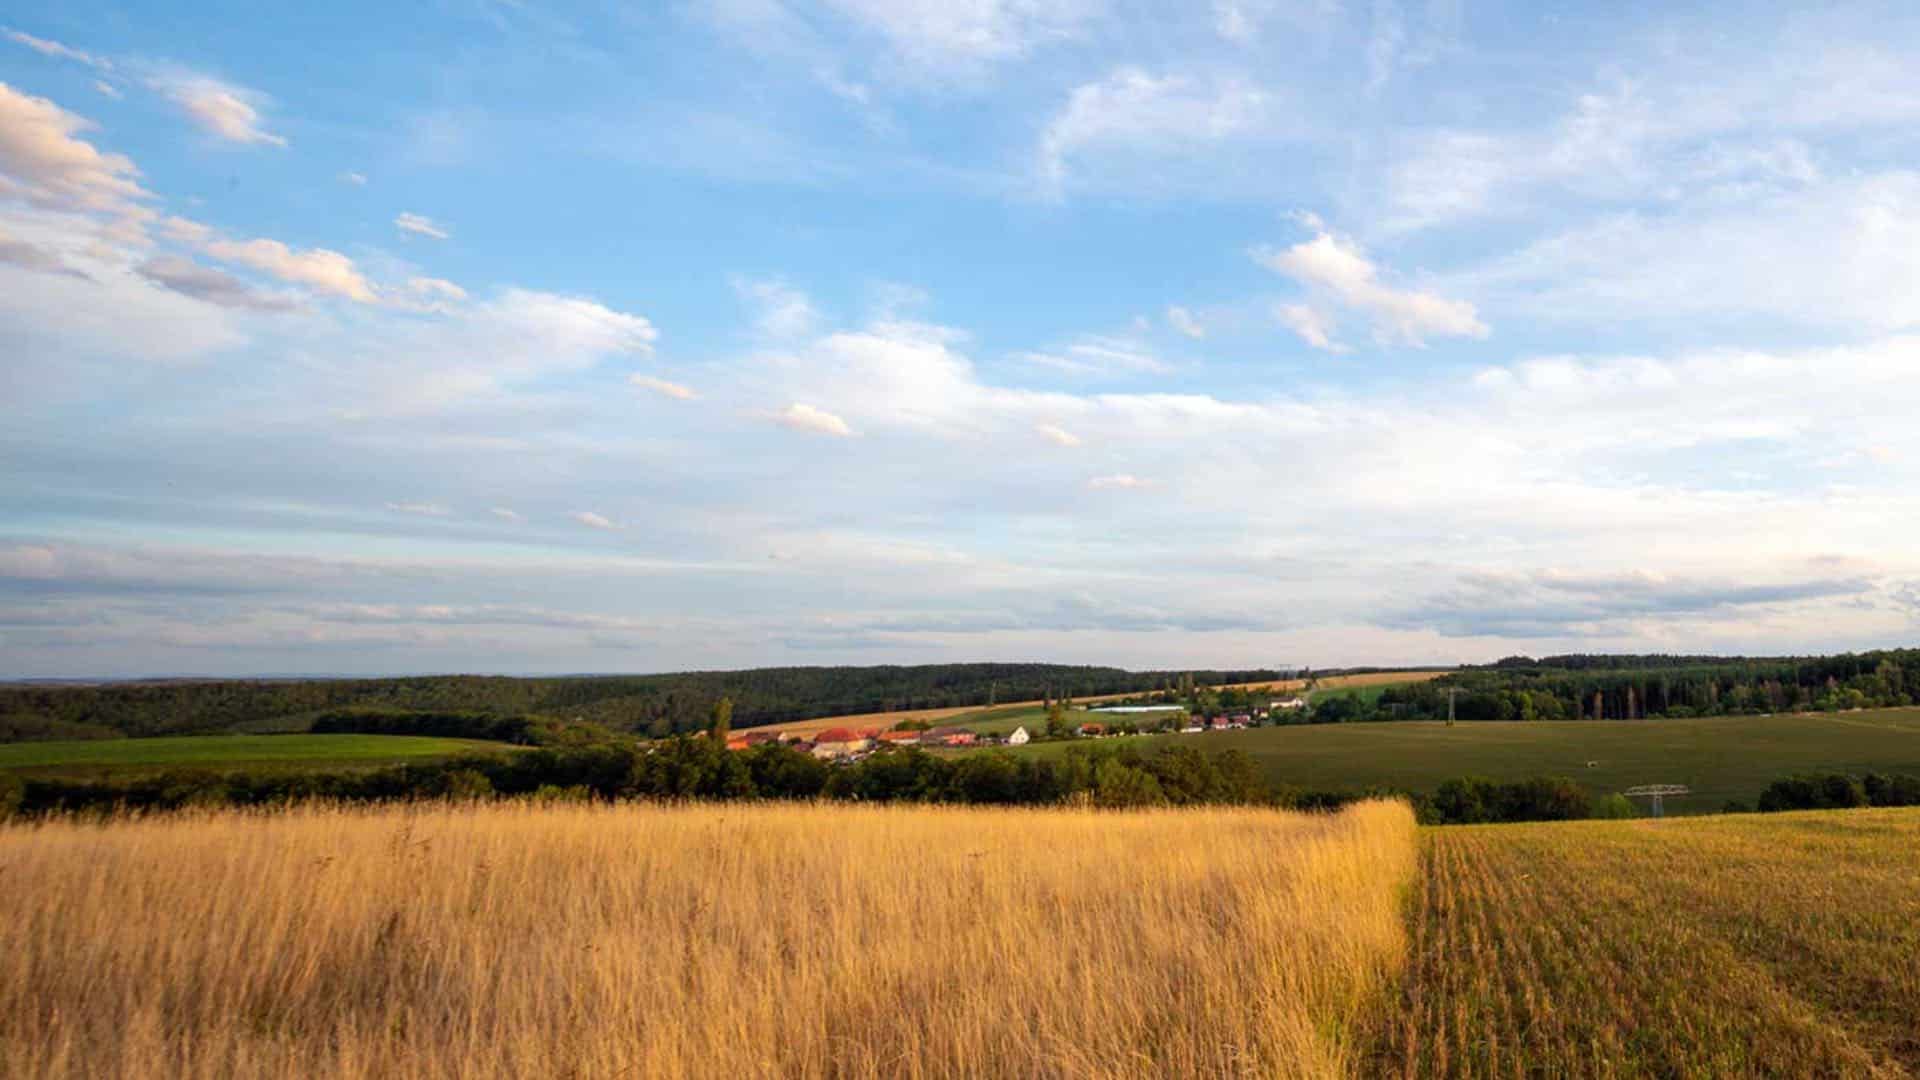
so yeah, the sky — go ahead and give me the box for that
[5,1,1920,677]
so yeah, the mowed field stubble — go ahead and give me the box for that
[1379,808,1920,1078]
[0,799,1416,1080]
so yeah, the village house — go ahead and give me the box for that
[924,726,978,747]
[1076,722,1105,737]
[1179,721,1206,734]
[1272,697,1308,711]
[1006,726,1030,746]
[810,727,872,759]
[876,729,921,747]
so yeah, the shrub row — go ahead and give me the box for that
[1757,772,1920,812]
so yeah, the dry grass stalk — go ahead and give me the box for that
[1,798,1415,1079]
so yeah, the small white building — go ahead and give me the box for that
[1007,725,1030,746]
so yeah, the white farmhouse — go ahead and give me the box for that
[1007,725,1030,746]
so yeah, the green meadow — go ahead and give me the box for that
[997,708,1920,813]
[0,734,517,779]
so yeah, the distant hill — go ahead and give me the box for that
[0,663,1310,743]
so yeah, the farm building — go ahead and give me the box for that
[1007,726,1030,746]
[810,728,872,759]
[924,726,978,747]
[1077,723,1105,737]
[876,730,921,746]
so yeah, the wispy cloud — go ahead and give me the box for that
[774,402,854,437]
[149,71,287,146]
[571,510,619,530]
[384,501,451,517]
[1254,228,1486,347]
[1037,423,1082,447]
[631,374,697,400]
[1165,305,1205,339]
[1087,473,1150,490]
[3,28,112,71]
[395,212,449,240]
[136,256,299,312]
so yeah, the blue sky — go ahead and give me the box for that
[5,1,1920,676]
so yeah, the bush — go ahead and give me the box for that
[1591,793,1636,819]
[0,772,24,819]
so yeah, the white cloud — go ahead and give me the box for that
[1254,229,1487,346]
[1450,172,1920,332]
[1274,302,1343,352]
[93,80,120,99]
[150,72,286,146]
[571,510,619,530]
[823,0,1099,72]
[1016,334,1171,376]
[194,229,378,303]
[1165,305,1205,339]
[733,276,818,340]
[404,276,467,305]
[1039,67,1278,190]
[340,171,367,186]
[774,402,854,437]
[1036,423,1081,447]
[631,374,697,400]
[385,501,451,517]
[3,29,111,70]
[488,507,524,522]
[0,82,150,216]
[395,212,449,240]
[135,255,299,312]
[1087,473,1150,490]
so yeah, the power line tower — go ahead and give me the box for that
[1622,784,1690,817]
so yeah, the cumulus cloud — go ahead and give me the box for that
[571,511,619,530]
[135,255,299,311]
[0,82,150,215]
[631,374,697,400]
[394,212,449,240]
[774,402,854,436]
[195,231,378,303]
[150,72,287,146]
[1036,423,1082,447]
[1254,229,1487,347]
[1165,305,1205,339]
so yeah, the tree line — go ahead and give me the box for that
[1342,649,1920,723]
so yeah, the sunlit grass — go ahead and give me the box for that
[1,798,1415,1079]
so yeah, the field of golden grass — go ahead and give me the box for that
[1,799,1416,1079]
[1377,808,1920,1078]
[751,670,1449,738]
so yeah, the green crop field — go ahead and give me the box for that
[0,734,519,779]
[997,708,1920,813]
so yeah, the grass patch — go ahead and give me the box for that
[0,734,518,779]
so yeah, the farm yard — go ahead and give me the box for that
[736,670,1448,739]
[999,708,1920,814]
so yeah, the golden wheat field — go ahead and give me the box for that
[0,799,1416,1080]
[1378,808,1920,1078]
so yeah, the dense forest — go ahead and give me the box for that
[0,663,1290,743]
